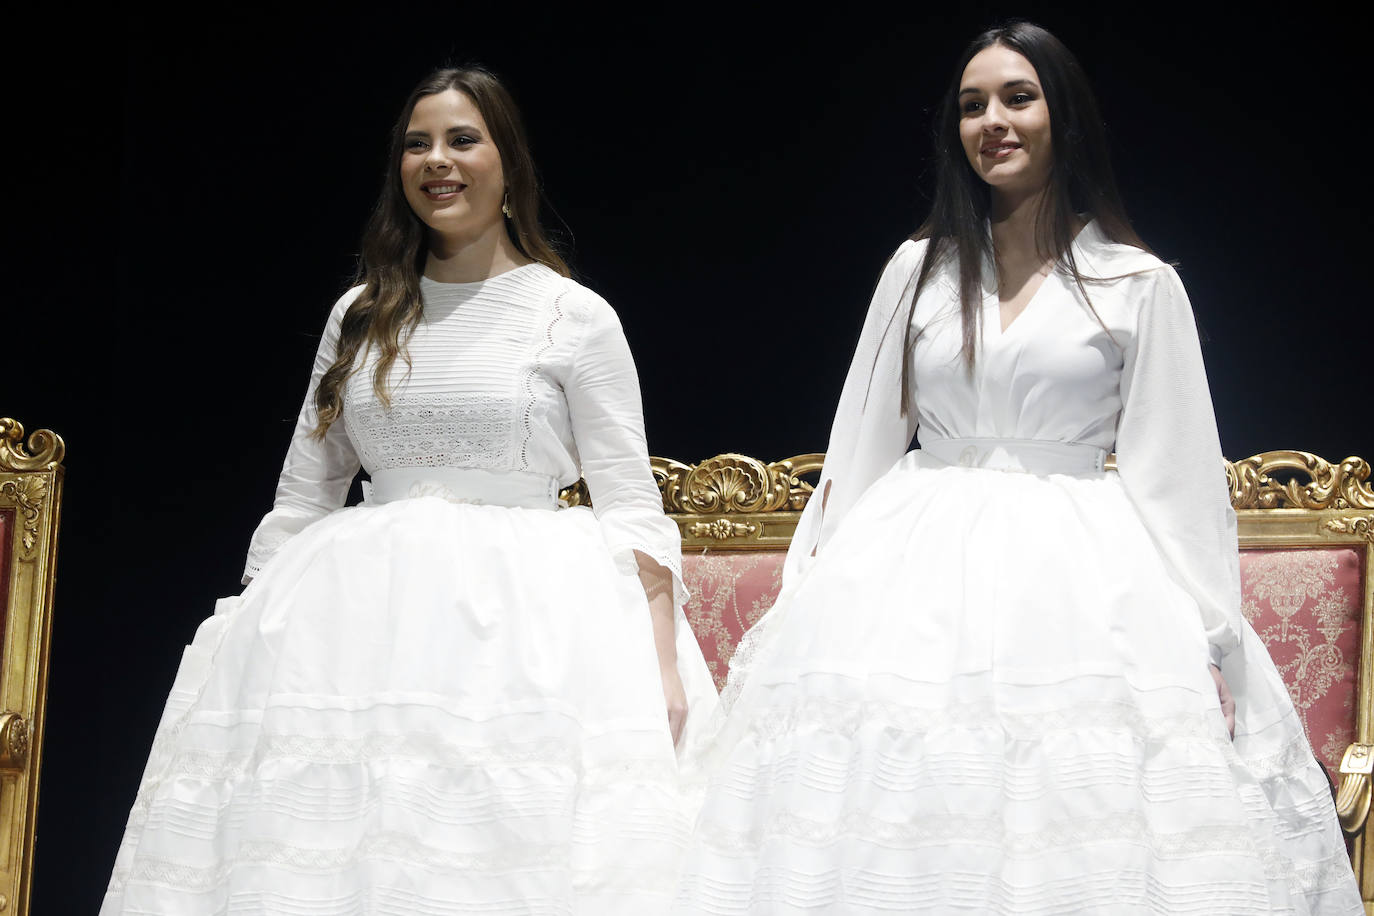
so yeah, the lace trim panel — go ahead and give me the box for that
[345,393,517,471]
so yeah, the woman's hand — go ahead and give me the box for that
[1210,663,1235,739]
[661,663,688,747]
[636,550,688,747]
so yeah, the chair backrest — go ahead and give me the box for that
[654,454,819,690]
[1228,451,1374,901]
[0,418,64,916]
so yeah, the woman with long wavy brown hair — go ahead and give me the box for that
[102,66,717,914]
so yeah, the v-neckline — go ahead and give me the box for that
[997,268,1053,335]
[983,218,1096,340]
[986,269,1056,342]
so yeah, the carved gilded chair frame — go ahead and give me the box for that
[1229,452,1374,908]
[0,419,63,916]
[652,453,820,551]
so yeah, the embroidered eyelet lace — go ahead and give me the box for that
[345,393,516,470]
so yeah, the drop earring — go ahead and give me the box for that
[501,192,512,219]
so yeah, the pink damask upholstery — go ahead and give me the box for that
[1242,547,1366,783]
[682,550,786,690]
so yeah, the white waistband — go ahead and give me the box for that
[921,437,1109,475]
[364,467,562,509]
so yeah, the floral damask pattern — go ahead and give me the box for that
[1241,548,1364,781]
[682,551,786,690]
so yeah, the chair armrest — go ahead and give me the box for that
[1338,742,1374,837]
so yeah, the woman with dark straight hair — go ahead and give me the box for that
[676,22,1361,914]
[102,66,717,914]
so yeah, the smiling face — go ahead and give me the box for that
[399,89,506,245]
[957,44,1053,200]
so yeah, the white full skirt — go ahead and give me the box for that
[102,497,718,915]
[675,452,1361,914]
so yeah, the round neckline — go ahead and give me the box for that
[420,261,546,292]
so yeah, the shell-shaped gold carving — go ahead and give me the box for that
[1227,451,1373,510]
[0,418,65,472]
[682,455,772,513]
[652,453,825,514]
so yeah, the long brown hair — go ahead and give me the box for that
[892,21,1150,414]
[311,67,569,438]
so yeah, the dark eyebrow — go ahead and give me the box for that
[958,78,1039,97]
[403,124,484,139]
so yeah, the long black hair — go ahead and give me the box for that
[895,21,1149,413]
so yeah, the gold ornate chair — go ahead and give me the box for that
[0,418,63,916]
[646,450,1374,907]
[650,454,818,689]
[1228,452,1374,907]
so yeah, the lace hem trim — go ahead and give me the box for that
[1290,850,1369,895]
[1240,729,1327,781]
[145,732,679,784]
[112,831,684,894]
[718,595,794,714]
[694,810,1281,869]
[116,726,679,894]
[739,695,1221,744]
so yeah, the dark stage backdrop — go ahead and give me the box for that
[7,6,1369,911]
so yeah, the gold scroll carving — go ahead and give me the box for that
[0,417,64,916]
[1324,515,1374,545]
[0,420,64,475]
[1227,450,1374,511]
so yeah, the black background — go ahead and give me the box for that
[6,6,1370,911]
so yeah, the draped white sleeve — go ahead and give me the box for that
[1114,265,1242,667]
[561,288,687,606]
[783,240,925,585]
[243,289,363,583]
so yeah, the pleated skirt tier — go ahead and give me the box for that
[103,497,716,915]
[675,452,1362,915]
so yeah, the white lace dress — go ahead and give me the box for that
[102,264,719,915]
[674,224,1361,914]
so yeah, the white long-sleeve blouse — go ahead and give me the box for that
[243,263,685,602]
[787,221,1242,665]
